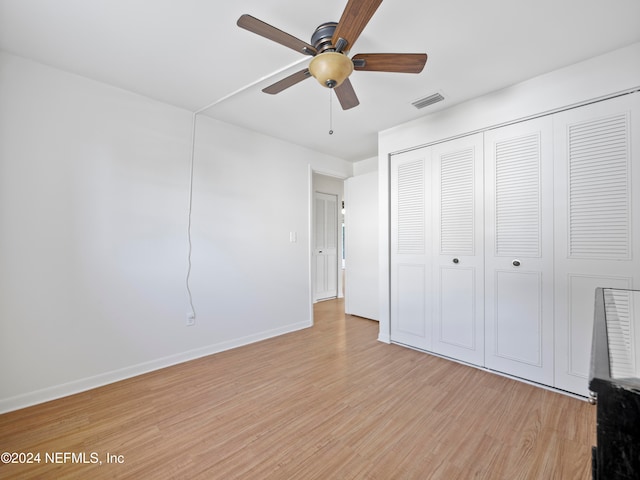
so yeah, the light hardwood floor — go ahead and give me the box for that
[1,299,596,479]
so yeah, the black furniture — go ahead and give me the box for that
[589,288,640,480]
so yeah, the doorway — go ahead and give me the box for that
[312,173,345,303]
[313,192,338,301]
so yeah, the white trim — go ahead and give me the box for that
[311,167,350,180]
[378,333,391,343]
[0,320,311,414]
[307,164,315,324]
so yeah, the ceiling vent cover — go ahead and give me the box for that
[412,92,444,109]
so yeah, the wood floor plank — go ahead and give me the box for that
[0,299,596,479]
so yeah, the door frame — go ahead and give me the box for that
[309,171,347,315]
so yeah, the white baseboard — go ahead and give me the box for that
[0,320,312,414]
[377,333,391,344]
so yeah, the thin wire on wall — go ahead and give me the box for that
[185,112,198,319]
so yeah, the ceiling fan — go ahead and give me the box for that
[237,0,427,110]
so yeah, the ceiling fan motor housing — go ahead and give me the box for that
[311,22,338,53]
[309,22,353,88]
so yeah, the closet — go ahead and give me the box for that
[390,134,484,365]
[553,94,640,395]
[390,92,640,396]
[484,116,555,385]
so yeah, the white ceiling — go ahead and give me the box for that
[1,0,639,162]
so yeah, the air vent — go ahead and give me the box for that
[412,92,444,109]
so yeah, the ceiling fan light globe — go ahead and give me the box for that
[308,52,353,89]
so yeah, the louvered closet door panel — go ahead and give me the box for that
[484,117,555,385]
[603,289,638,378]
[430,133,484,365]
[554,92,640,396]
[390,148,432,350]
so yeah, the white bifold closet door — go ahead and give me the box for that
[553,92,640,396]
[430,134,484,366]
[484,117,555,385]
[390,92,640,396]
[390,134,484,364]
[390,147,432,351]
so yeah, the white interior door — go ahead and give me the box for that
[344,172,379,320]
[314,192,338,302]
[431,133,485,366]
[553,92,640,395]
[484,116,555,385]
[390,147,432,350]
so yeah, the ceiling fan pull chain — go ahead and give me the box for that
[329,88,334,135]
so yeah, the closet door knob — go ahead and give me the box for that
[512,260,521,267]
[452,258,459,264]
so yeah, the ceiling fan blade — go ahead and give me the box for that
[237,14,317,56]
[331,0,383,53]
[352,53,427,73]
[262,69,312,95]
[334,78,360,110]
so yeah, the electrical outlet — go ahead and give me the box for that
[186,312,195,326]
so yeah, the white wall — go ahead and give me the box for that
[377,42,640,343]
[0,52,350,412]
[353,156,378,176]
